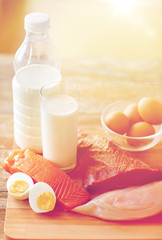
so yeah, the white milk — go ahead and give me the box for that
[41,94,78,170]
[14,127,42,153]
[12,64,61,152]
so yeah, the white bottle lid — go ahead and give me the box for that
[24,12,50,32]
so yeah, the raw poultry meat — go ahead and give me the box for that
[73,181,162,220]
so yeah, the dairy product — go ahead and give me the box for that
[14,109,41,128]
[41,94,78,170]
[13,64,61,152]
[14,127,42,153]
[13,98,41,117]
[13,64,61,106]
[14,118,41,136]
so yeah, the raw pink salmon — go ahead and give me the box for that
[2,148,90,210]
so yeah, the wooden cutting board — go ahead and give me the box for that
[4,194,162,240]
[4,139,162,240]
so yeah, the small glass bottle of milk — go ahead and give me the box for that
[12,12,61,153]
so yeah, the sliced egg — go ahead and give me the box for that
[7,172,34,200]
[29,182,56,213]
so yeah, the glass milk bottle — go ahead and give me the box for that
[12,12,61,153]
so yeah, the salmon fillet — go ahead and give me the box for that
[76,133,162,193]
[73,181,162,220]
[2,149,90,210]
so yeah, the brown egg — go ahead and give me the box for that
[127,121,155,147]
[105,111,130,135]
[127,121,155,137]
[138,97,162,125]
[124,103,143,124]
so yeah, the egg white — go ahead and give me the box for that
[7,172,34,200]
[29,182,56,213]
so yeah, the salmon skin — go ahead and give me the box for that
[77,133,162,194]
[2,149,90,210]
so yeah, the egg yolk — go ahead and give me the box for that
[37,192,55,211]
[9,180,28,196]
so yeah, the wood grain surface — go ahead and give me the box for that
[4,194,162,240]
[0,54,162,240]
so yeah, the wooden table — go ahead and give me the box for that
[0,54,162,240]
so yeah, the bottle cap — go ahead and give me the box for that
[25,12,50,32]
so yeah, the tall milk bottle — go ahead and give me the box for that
[13,12,61,153]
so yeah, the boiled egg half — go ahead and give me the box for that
[7,172,34,200]
[29,182,56,213]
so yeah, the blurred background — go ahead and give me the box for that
[0,0,162,59]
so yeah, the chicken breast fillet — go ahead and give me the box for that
[73,181,162,220]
